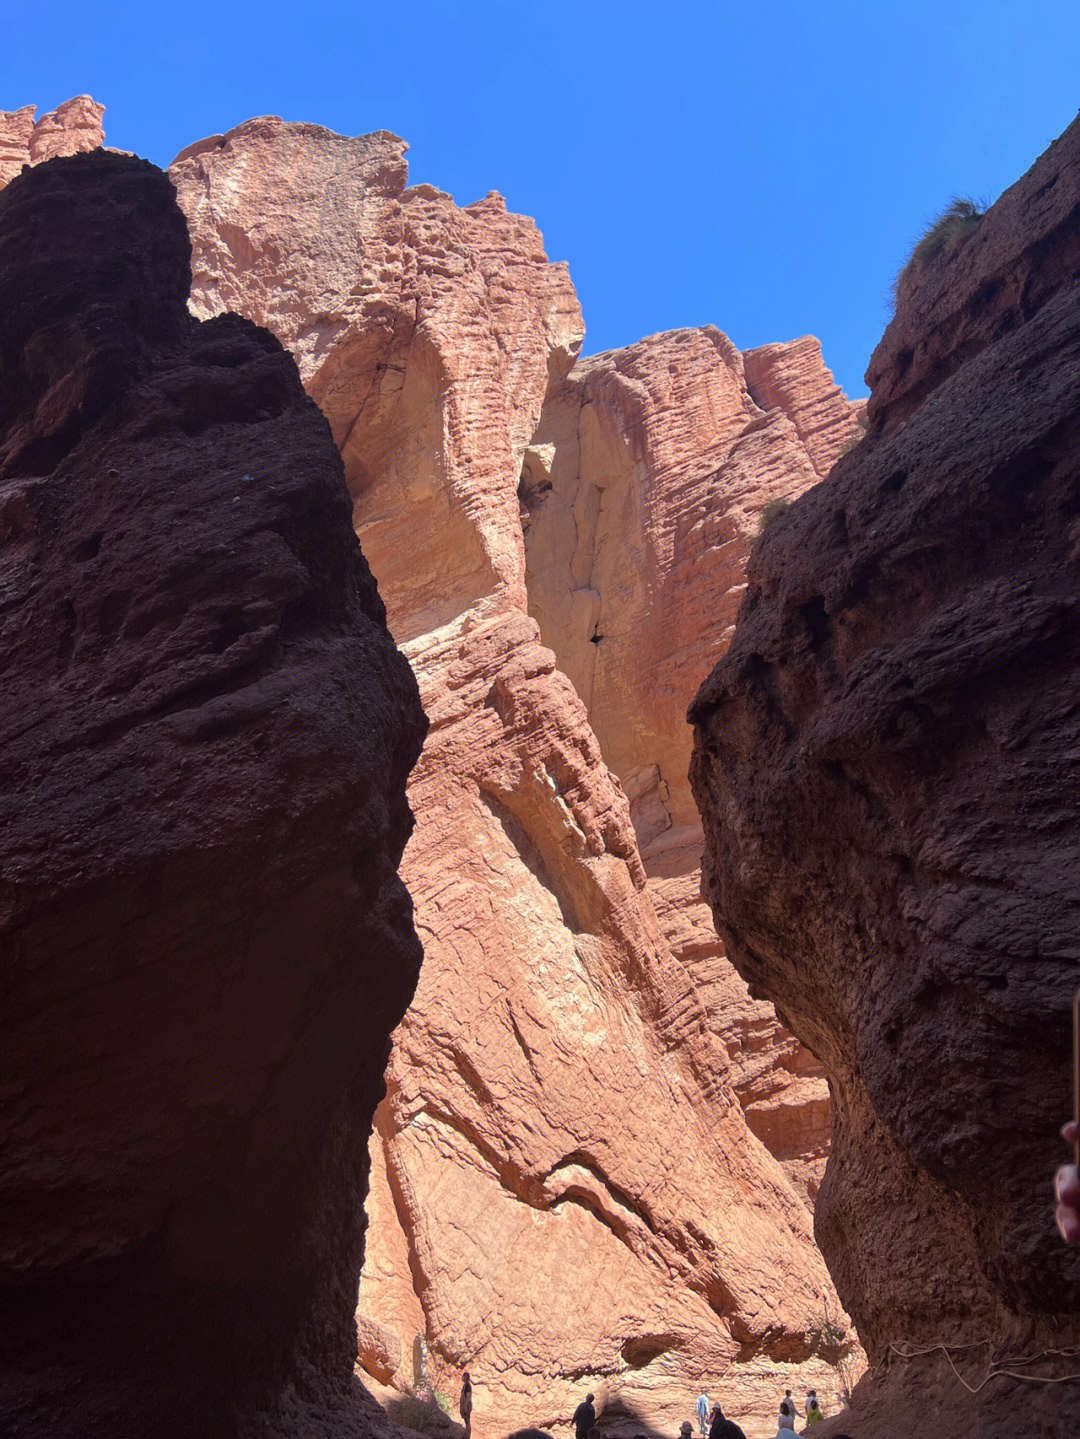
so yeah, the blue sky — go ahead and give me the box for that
[5,1,1079,395]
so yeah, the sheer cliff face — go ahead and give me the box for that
[690,118,1080,1439]
[0,151,425,1439]
[168,117,851,1433]
[524,329,863,1201]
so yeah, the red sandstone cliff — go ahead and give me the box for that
[166,116,854,1435]
[690,118,1080,1438]
[0,99,868,1437]
[0,96,104,185]
[525,328,863,1202]
[0,150,425,1439]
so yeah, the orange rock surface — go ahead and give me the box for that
[167,115,860,1435]
[0,96,103,185]
[524,329,863,1199]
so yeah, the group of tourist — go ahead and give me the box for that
[448,1129,1080,1439]
[563,1387,853,1439]
[689,1387,832,1439]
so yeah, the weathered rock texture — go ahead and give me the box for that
[690,118,1080,1439]
[524,328,863,1199]
[168,117,853,1436]
[866,116,1080,434]
[0,95,104,186]
[0,151,425,1439]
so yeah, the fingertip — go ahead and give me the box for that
[1056,1205,1080,1246]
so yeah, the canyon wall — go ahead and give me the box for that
[167,116,856,1435]
[524,328,863,1200]
[690,117,1080,1439]
[0,150,425,1439]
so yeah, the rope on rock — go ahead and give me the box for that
[880,1340,1080,1394]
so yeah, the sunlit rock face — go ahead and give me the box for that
[523,326,863,1202]
[0,95,104,185]
[0,150,425,1439]
[690,116,1080,1439]
[168,115,853,1435]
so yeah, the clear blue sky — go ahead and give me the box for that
[5,1,1079,396]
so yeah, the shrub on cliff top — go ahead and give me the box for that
[892,197,984,306]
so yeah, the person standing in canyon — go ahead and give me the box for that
[572,1392,596,1439]
[696,1392,710,1436]
[458,1372,473,1439]
[707,1402,746,1439]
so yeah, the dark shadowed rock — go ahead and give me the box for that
[866,116,1080,433]
[0,151,426,1438]
[690,124,1080,1439]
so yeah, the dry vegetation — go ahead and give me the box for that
[892,197,984,306]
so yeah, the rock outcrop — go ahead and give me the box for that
[866,117,1080,434]
[168,116,853,1435]
[690,118,1080,1438]
[0,151,425,1439]
[0,95,104,186]
[524,328,863,1198]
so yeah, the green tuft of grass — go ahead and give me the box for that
[892,197,984,307]
[756,497,791,535]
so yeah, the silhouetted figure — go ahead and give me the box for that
[459,1372,473,1439]
[573,1394,597,1439]
[707,1403,746,1439]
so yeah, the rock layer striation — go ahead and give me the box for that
[168,116,854,1435]
[524,327,862,1198]
[690,118,1080,1439]
[0,151,425,1439]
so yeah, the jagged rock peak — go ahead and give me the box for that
[0,95,104,185]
